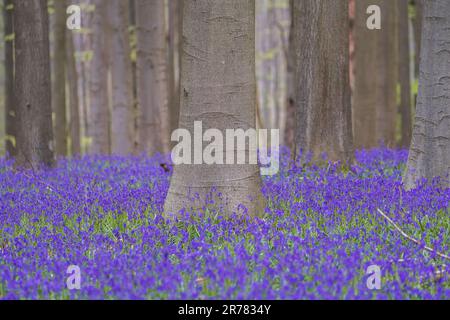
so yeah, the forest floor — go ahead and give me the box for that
[0,148,449,299]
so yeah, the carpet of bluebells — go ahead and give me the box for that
[0,148,449,300]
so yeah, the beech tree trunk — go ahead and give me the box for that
[109,0,134,155]
[164,0,265,217]
[292,0,354,165]
[353,0,398,148]
[66,28,81,156]
[13,0,54,168]
[88,0,110,154]
[135,0,169,155]
[398,0,412,148]
[404,0,450,189]
[4,0,14,157]
[52,0,67,156]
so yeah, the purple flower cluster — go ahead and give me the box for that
[0,148,449,299]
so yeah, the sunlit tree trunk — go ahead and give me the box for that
[109,0,134,155]
[292,0,354,165]
[353,0,398,148]
[66,27,80,156]
[135,0,169,155]
[52,0,67,157]
[404,0,450,189]
[13,0,54,168]
[164,0,265,217]
[88,0,110,154]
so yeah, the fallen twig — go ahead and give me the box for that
[376,208,450,261]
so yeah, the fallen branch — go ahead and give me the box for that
[376,208,450,261]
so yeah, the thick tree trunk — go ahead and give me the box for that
[4,0,14,157]
[404,0,450,189]
[13,0,54,168]
[109,0,134,155]
[88,0,110,155]
[292,0,354,165]
[398,0,412,148]
[66,28,81,156]
[164,0,265,217]
[353,0,398,148]
[135,0,169,155]
[168,0,182,146]
[52,0,67,156]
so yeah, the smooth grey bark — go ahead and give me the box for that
[13,0,54,168]
[292,0,354,165]
[52,0,67,156]
[66,27,80,156]
[398,0,412,148]
[353,0,398,148]
[109,0,134,155]
[4,0,14,157]
[164,0,265,217]
[404,0,450,189]
[135,0,169,155]
[88,0,110,154]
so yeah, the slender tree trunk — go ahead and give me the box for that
[292,0,354,165]
[164,0,265,217]
[168,0,182,146]
[52,0,67,156]
[109,0,134,155]
[13,0,54,168]
[413,0,423,78]
[88,0,110,155]
[404,0,450,189]
[129,0,138,153]
[66,28,81,156]
[284,0,295,151]
[353,0,398,148]
[135,0,169,155]
[4,0,14,157]
[398,0,412,148]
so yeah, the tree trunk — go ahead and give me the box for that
[4,0,14,157]
[66,27,81,156]
[135,0,169,155]
[404,0,450,189]
[164,0,265,217]
[168,0,182,147]
[284,0,295,152]
[129,0,138,153]
[88,0,110,155]
[13,0,54,168]
[398,0,412,148]
[353,0,398,148]
[52,0,67,157]
[109,0,134,155]
[413,0,423,78]
[292,0,354,165]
